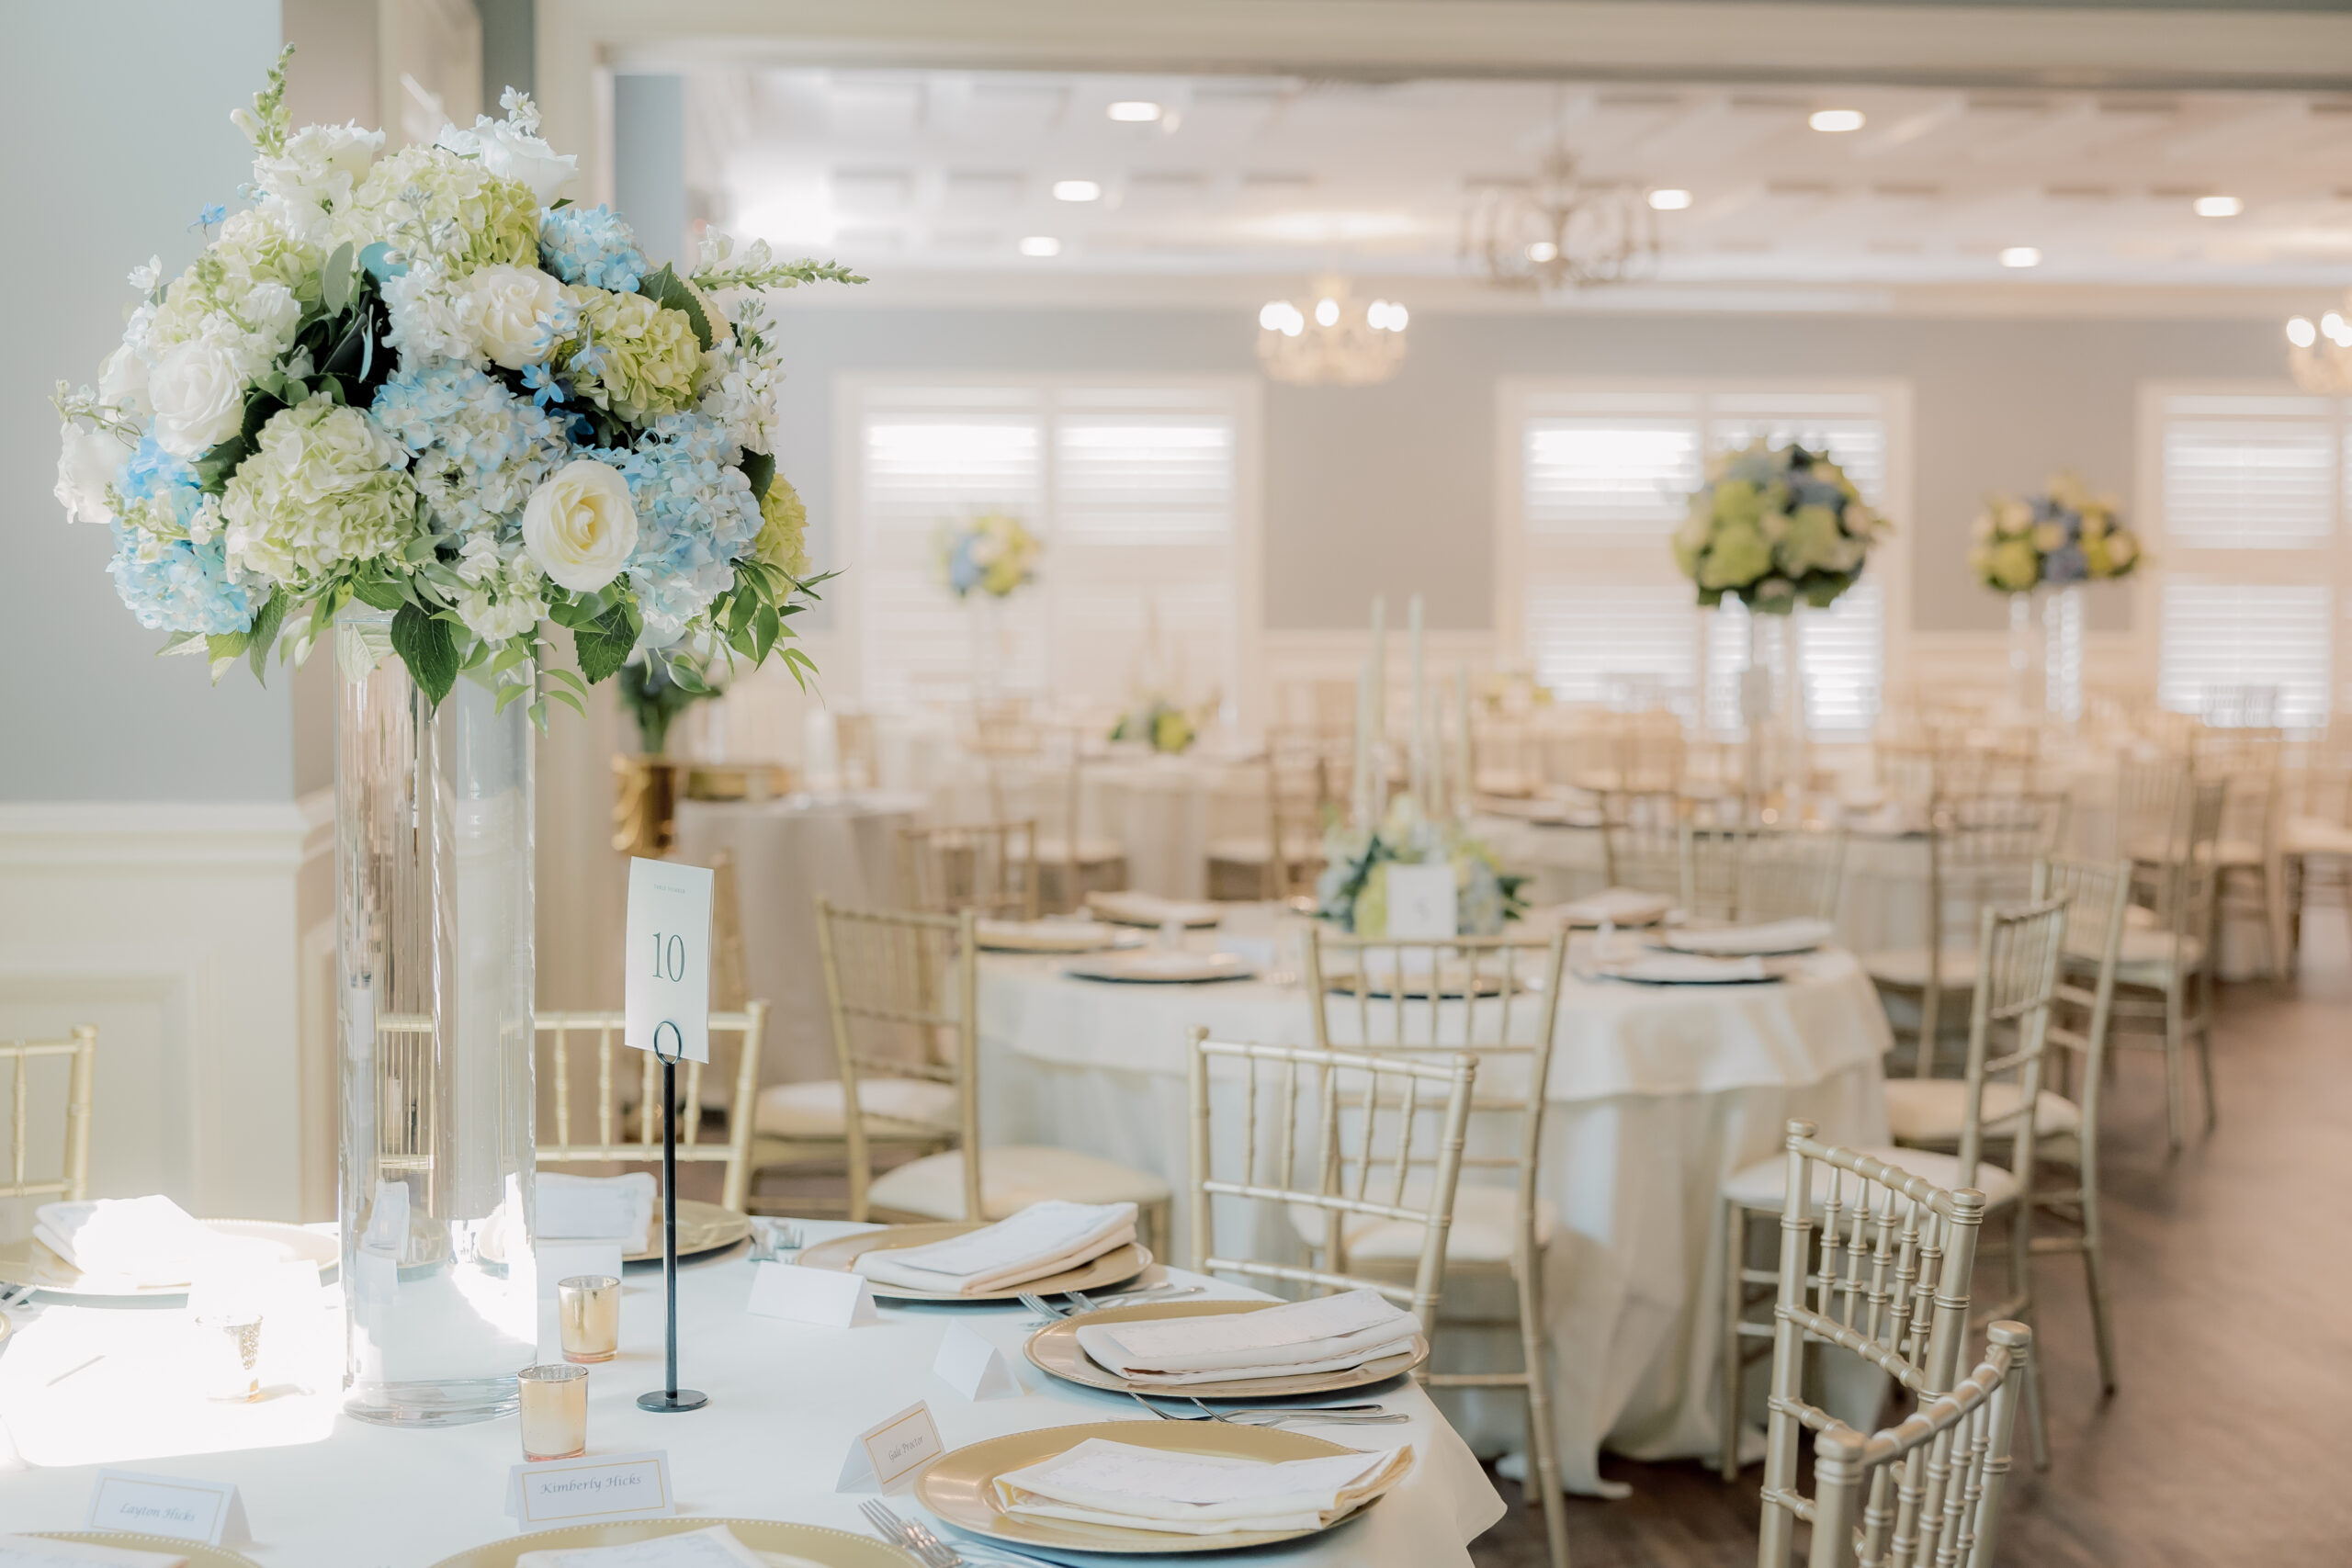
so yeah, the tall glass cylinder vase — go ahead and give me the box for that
[2007,592,2046,721]
[334,608,537,1427]
[2042,584,2084,728]
[1738,607,1806,814]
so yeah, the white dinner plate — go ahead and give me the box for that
[1065,951,1257,985]
[1085,892,1225,929]
[1545,889,1674,928]
[1583,953,1803,986]
[1657,919,1835,958]
[975,919,1145,954]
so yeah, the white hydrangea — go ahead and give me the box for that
[693,299,781,455]
[450,534,548,642]
[382,264,481,367]
[251,120,384,243]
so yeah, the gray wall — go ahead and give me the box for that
[0,0,291,801]
[767,307,2285,636]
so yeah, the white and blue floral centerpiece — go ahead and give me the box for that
[1672,439,1885,614]
[51,49,854,714]
[1317,794,1527,937]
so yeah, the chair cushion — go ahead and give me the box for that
[1723,1145,2019,1211]
[1034,837,1127,866]
[1883,1078,2082,1145]
[1283,1182,1557,1266]
[867,1145,1171,1221]
[1863,947,1979,990]
[2287,817,2352,858]
[753,1077,961,1140]
[2215,837,2266,869]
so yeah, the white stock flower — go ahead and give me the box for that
[522,459,638,592]
[241,280,302,347]
[148,334,250,457]
[435,115,577,204]
[381,266,479,367]
[253,121,384,239]
[54,422,134,525]
[455,263,565,370]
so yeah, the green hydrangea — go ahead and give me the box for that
[1986,537,2040,592]
[335,145,538,274]
[1699,522,1772,590]
[565,286,700,424]
[220,393,418,588]
[1775,503,1860,577]
[753,475,810,579]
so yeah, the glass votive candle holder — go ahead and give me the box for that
[518,1362,589,1461]
[557,1274,620,1364]
[193,1311,264,1403]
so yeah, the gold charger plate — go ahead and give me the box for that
[0,1219,338,1301]
[1024,1299,1429,1399]
[30,1532,264,1566]
[426,1517,918,1567]
[624,1198,752,1266]
[797,1223,1149,1303]
[916,1419,1388,1555]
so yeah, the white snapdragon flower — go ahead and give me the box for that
[435,113,577,205]
[253,120,384,240]
[453,264,566,370]
[695,337,777,456]
[54,422,135,525]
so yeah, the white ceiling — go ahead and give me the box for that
[683,69,2352,304]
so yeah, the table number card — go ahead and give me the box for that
[504,1450,676,1526]
[1383,863,1459,941]
[86,1470,249,1545]
[835,1402,943,1495]
[746,1260,877,1327]
[933,1322,1023,1401]
[626,858,714,1064]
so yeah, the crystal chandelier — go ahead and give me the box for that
[1461,140,1657,292]
[1256,275,1409,387]
[2285,293,2352,394]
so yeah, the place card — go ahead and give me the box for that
[746,1260,876,1327]
[85,1470,248,1545]
[1384,863,1458,940]
[537,1240,626,1301]
[835,1401,943,1495]
[933,1322,1022,1401]
[504,1450,676,1526]
[627,858,713,1065]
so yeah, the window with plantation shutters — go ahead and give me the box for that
[2143,389,2350,733]
[1500,380,1907,740]
[841,379,1257,713]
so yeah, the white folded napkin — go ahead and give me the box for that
[991,1437,1415,1536]
[32,1196,237,1288]
[1661,919,1834,956]
[1086,891,1222,928]
[976,918,1120,953]
[854,1200,1136,1295]
[514,1525,764,1568]
[0,1537,189,1568]
[1607,953,1769,983]
[1553,887,1673,926]
[1075,1289,1420,1385]
[537,1172,657,1253]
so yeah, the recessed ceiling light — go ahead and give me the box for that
[1999,245,2042,268]
[1052,179,1102,203]
[1647,188,1693,211]
[1527,241,1559,263]
[1018,235,1061,257]
[1106,101,1162,123]
[1809,108,1865,133]
[2193,194,2242,218]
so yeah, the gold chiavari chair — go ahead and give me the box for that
[1865,795,2066,1077]
[534,1003,771,1213]
[1737,825,1849,923]
[2110,775,2226,1150]
[898,819,1042,921]
[820,901,1172,1247]
[1305,929,1572,1568]
[1207,726,1334,902]
[2283,761,2352,972]
[2195,728,2288,980]
[0,1026,97,1237]
[1600,789,1690,900]
[1186,1030,1476,1339]
[991,733,1128,915]
[1745,1120,1987,1554]
[1804,1324,2033,1568]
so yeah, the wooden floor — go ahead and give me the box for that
[1471,911,2352,1568]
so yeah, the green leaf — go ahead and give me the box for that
[243,588,288,683]
[571,602,636,684]
[545,687,587,717]
[636,261,713,351]
[543,666,589,696]
[493,678,533,715]
[350,571,404,612]
[741,450,775,502]
[322,242,356,313]
[390,602,458,706]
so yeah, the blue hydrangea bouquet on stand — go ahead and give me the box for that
[48,50,860,1428]
[1970,474,2141,721]
[1317,794,1527,938]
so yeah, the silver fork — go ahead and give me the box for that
[1127,1390,1403,1427]
[861,1497,1063,1568]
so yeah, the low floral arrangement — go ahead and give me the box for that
[616,653,713,755]
[1316,795,1526,937]
[1673,440,1886,614]
[1970,473,2141,592]
[1109,695,1200,754]
[51,50,859,720]
[935,512,1040,599]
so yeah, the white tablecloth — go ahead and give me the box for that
[972,908,1892,1495]
[0,1224,1504,1565]
[675,793,923,1083]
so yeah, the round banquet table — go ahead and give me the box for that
[972,906,1892,1495]
[674,792,923,1084]
[0,1222,1505,1564]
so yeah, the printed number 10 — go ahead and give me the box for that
[650,932,686,981]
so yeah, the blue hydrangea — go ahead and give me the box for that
[368,361,568,534]
[107,522,256,635]
[599,412,760,643]
[117,434,206,532]
[2042,545,2090,584]
[538,204,647,293]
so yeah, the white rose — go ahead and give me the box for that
[523,460,638,592]
[148,337,249,457]
[457,264,564,370]
[436,117,578,204]
[98,341,150,417]
[54,422,134,525]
